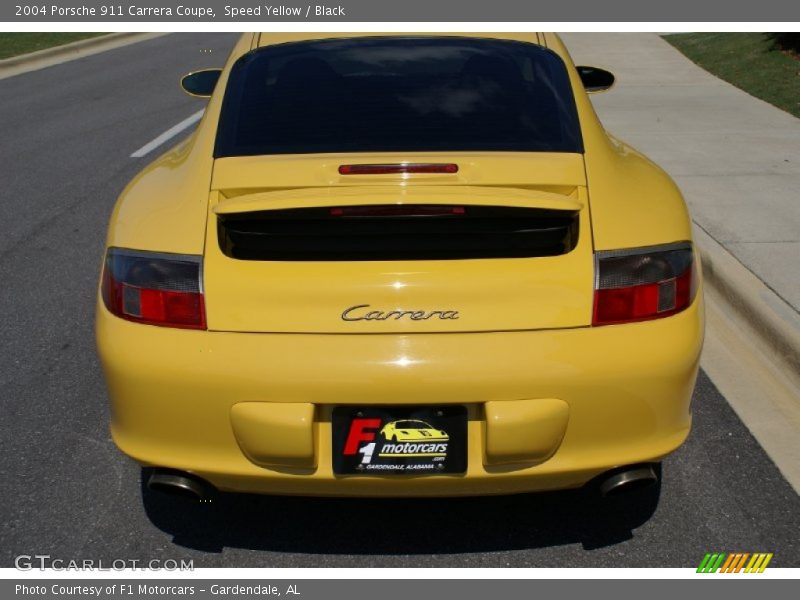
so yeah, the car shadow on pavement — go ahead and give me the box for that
[141,468,661,554]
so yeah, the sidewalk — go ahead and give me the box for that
[562,33,800,315]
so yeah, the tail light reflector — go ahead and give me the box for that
[101,248,206,330]
[593,242,696,326]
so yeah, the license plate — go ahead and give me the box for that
[332,406,467,475]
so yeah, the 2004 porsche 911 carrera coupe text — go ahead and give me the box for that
[96,32,703,500]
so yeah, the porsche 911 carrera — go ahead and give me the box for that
[96,32,703,500]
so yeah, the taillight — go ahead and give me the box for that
[101,248,206,330]
[593,242,696,326]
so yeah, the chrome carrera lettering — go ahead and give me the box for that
[341,305,460,322]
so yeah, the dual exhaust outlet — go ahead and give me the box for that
[146,464,659,501]
[596,464,659,498]
[146,469,215,501]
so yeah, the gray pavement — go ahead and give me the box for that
[0,33,799,568]
[562,33,800,315]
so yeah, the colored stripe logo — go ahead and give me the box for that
[697,553,773,573]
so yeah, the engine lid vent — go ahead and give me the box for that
[218,204,579,261]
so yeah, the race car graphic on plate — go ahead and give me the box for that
[380,420,450,443]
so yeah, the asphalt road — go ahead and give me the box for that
[1,33,798,568]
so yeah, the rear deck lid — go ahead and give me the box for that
[203,157,594,333]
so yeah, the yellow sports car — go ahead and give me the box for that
[96,32,703,500]
[381,420,450,443]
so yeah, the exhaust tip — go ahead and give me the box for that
[147,469,214,501]
[599,465,658,498]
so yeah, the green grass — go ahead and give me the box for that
[0,33,107,60]
[663,33,800,119]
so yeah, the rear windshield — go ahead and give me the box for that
[215,37,583,157]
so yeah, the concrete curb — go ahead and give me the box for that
[0,32,165,80]
[695,224,800,382]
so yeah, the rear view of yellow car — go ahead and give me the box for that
[96,32,703,501]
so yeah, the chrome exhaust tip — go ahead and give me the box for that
[147,469,214,501]
[599,465,659,498]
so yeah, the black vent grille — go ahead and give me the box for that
[218,204,579,261]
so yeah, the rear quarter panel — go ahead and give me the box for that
[103,33,254,255]
[544,32,693,251]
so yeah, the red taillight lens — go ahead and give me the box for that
[593,243,696,326]
[338,163,458,175]
[101,248,206,330]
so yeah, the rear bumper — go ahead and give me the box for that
[96,296,703,497]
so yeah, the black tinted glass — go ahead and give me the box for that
[215,37,583,157]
